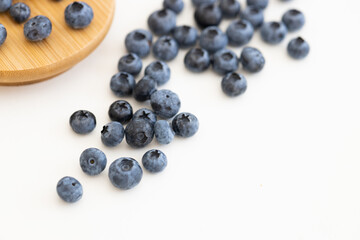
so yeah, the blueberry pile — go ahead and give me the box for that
[0,1,93,45]
[57,0,309,203]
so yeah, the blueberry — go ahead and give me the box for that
[64,1,93,29]
[150,89,181,119]
[240,47,265,73]
[163,0,184,14]
[282,9,305,32]
[260,21,287,44]
[108,100,133,124]
[133,108,157,126]
[142,149,167,173]
[172,112,199,138]
[240,6,264,29]
[212,49,239,75]
[154,120,175,144]
[101,122,125,147]
[9,2,30,23]
[172,25,198,49]
[69,110,96,134]
[125,29,153,58]
[108,157,143,190]
[125,119,154,148]
[221,72,247,97]
[0,0,11,12]
[246,0,269,10]
[110,72,135,97]
[226,19,254,47]
[192,0,216,7]
[184,47,211,72]
[144,61,171,86]
[148,9,176,36]
[24,15,52,41]
[153,36,179,62]
[0,24,7,46]
[133,76,157,102]
[117,53,142,76]
[56,176,83,203]
[194,3,222,29]
[199,26,228,54]
[219,0,241,19]
[79,148,107,175]
[287,37,310,59]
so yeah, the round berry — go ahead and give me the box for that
[64,1,93,29]
[79,148,107,175]
[142,149,167,173]
[150,89,181,119]
[56,176,83,203]
[101,122,125,147]
[69,110,96,134]
[172,112,199,138]
[221,72,247,97]
[108,158,143,190]
[108,100,133,124]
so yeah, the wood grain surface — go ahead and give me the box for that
[0,0,115,85]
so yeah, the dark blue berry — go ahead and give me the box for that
[199,26,228,54]
[125,29,153,58]
[108,157,143,190]
[219,0,241,18]
[56,176,83,203]
[226,19,254,47]
[142,149,167,173]
[9,2,30,23]
[144,61,171,86]
[240,6,264,29]
[153,36,179,62]
[246,0,268,10]
[133,108,157,126]
[64,1,93,29]
[172,25,198,49]
[0,0,11,12]
[110,72,135,97]
[221,72,247,97]
[108,100,133,124]
[150,89,181,119]
[0,24,6,46]
[24,15,52,41]
[69,110,96,134]
[154,120,175,144]
[148,9,176,36]
[192,0,215,7]
[163,0,184,14]
[240,47,265,73]
[125,119,154,148]
[282,9,305,32]
[80,148,107,175]
[260,21,287,44]
[101,122,125,147]
[133,76,157,102]
[194,3,222,29]
[117,53,142,76]
[172,112,199,138]
[287,37,310,59]
[184,47,211,72]
[212,49,239,75]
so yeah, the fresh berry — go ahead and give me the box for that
[144,61,171,86]
[150,89,181,119]
[240,47,265,73]
[0,0,11,12]
[221,72,247,97]
[172,112,199,138]
[117,53,142,76]
[226,19,254,47]
[172,25,198,49]
[287,37,310,59]
[153,36,179,62]
[260,21,287,44]
[212,49,239,75]
[0,24,6,46]
[125,119,154,148]
[184,47,211,72]
[191,0,215,7]
[110,72,136,97]
[24,15,52,41]
[69,110,96,134]
[64,1,93,29]
[108,100,133,124]
[79,148,107,175]
[108,157,143,190]
[147,9,176,36]
[199,26,228,54]
[142,149,167,173]
[101,122,125,147]
[246,0,269,10]
[133,76,157,102]
[9,2,30,23]
[154,120,175,144]
[194,3,222,29]
[125,29,153,58]
[282,9,305,32]
[219,0,241,18]
[133,108,157,126]
[163,0,184,14]
[56,176,83,203]
[240,6,264,29]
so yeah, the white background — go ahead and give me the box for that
[0,0,360,239]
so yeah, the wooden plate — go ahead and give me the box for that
[0,0,115,85]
